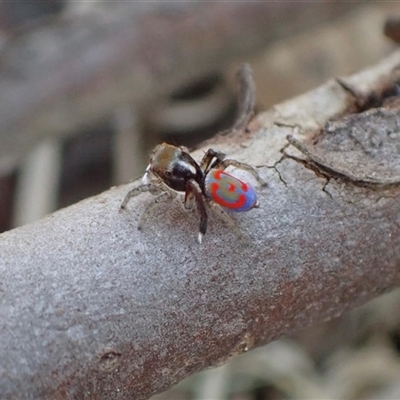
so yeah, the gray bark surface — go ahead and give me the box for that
[1,51,400,399]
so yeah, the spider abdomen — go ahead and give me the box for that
[205,169,258,212]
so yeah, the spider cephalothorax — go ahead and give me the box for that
[120,143,265,243]
[147,144,204,192]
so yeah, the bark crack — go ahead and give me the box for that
[263,143,290,187]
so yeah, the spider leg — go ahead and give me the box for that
[120,183,155,210]
[138,191,171,230]
[215,159,267,187]
[183,191,195,211]
[208,200,248,244]
[199,148,226,173]
[186,179,208,244]
[120,178,178,210]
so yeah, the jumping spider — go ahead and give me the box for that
[121,63,265,243]
[120,143,265,243]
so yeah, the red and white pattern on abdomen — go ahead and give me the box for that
[205,169,257,212]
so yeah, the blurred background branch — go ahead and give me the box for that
[0,1,365,173]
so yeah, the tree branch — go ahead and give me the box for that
[1,51,400,400]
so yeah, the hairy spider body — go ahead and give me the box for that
[121,143,265,244]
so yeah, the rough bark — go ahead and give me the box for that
[0,1,362,173]
[1,51,400,399]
